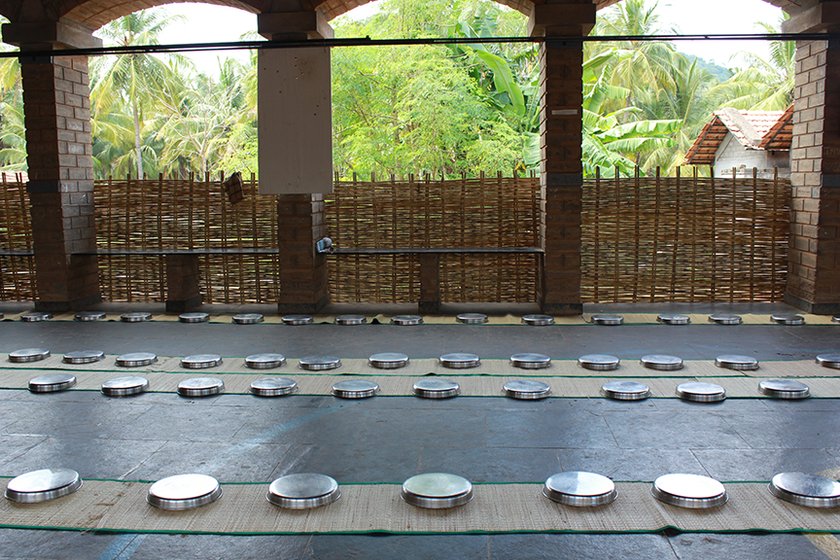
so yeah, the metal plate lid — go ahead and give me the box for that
[29,373,76,393]
[600,381,651,401]
[147,474,222,511]
[715,354,759,371]
[299,356,341,371]
[439,353,480,369]
[816,354,840,369]
[771,313,805,325]
[522,314,555,326]
[120,312,152,323]
[503,379,551,400]
[267,473,340,509]
[456,313,488,324]
[640,354,684,371]
[657,313,691,325]
[369,352,409,369]
[101,376,150,397]
[20,312,52,322]
[335,314,367,325]
[543,471,617,507]
[708,313,743,325]
[244,353,286,369]
[591,314,623,325]
[4,468,82,504]
[74,311,105,321]
[177,377,224,397]
[8,348,50,363]
[180,354,223,369]
[282,314,313,325]
[759,379,810,399]
[770,472,840,508]
[652,473,727,509]
[331,379,379,399]
[62,350,105,364]
[391,315,423,326]
[116,352,157,367]
[510,353,552,369]
[232,313,264,325]
[401,473,473,509]
[834,315,840,324]
[179,312,209,323]
[676,382,726,403]
[250,377,298,397]
[578,354,621,371]
[413,378,460,399]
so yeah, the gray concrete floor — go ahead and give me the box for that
[0,308,839,559]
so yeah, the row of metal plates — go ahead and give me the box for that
[6,469,840,511]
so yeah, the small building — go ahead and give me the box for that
[684,106,793,178]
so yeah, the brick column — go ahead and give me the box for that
[530,1,595,315]
[5,21,103,310]
[783,3,840,313]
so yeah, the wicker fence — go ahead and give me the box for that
[0,173,35,302]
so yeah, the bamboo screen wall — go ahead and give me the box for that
[0,173,35,301]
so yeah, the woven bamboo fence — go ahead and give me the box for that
[0,173,35,301]
[325,173,542,303]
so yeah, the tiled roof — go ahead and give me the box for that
[684,106,792,165]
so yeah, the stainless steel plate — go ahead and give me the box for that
[771,313,805,325]
[244,353,286,369]
[62,350,105,364]
[180,354,223,369]
[116,352,157,368]
[179,312,209,323]
[510,353,552,370]
[600,381,651,401]
[708,313,743,325]
[120,312,152,323]
[657,314,691,325]
[401,473,473,509]
[282,314,313,325]
[522,314,555,326]
[4,468,82,504]
[640,354,684,371]
[413,378,460,399]
[456,313,488,325]
[267,473,340,509]
[770,472,840,508]
[439,353,480,369]
[391,315,423,326]
[715,354,759,371]
[101,376,150,397]
[177,377,224,397]
[147,474,222,511]
[8,347,50,363]
[74,311,105,321]
[578,354,621,371]
[250,377,298,397]
[676,382,726,403]
[368,352,409,369]
[543,471,617,507]
[20,312,52,322]
[816,354,840,369]
[335,314,366,325]
[232,313,264,325]
[331,379,379,399]
[759,379,810,400]
[299,356,341,371]
[29,373,76,393]
[834,315,840,324]
[503,379,551,400]
[591,314,623,326]
[652,473,727,509]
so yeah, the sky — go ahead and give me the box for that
[151,0,784,75]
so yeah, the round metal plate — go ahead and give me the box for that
[456,313,488,325]
[147,474,222,511]
[232,313,264,325]
[591,314,623,326]
[8,348,50,363]
[439,353,480,369]
[4,468,82,504]
[179,312,209,323]
[282,314,313,325]
[652,473,727,509]
[116,352,157,368]
[770,472,840,508]
[759,379,811,400]
[267,473,340,509]
[180,354,223,369]
[543,471,617,507]
[503,379,551,400]
[708,313,743,325]
[250,377,298,397]
[299,356,341,371]
[29,373,76,393]
[522,314,555,326]
[771,313,805,325]
[244,353,286,369]
[120,312,152,323]
[578,354,621,371]
[510,353,552,370]
[177,377,224,397]
[335,314,367,326]
[816,354,840,370]
[600,381,651,401]
[101,376,150,397]
[657,314,691,325]
[401,473,473,509]
[640,354,684,371]
[331,379,379,399]
[834,315,840,324]
[62,350,105,364]
[74,311,105,322]
[676,382,726,403]
[413,378,461,399]
[391,315,423,326]
[369,352,409,369]
[20,312,52,322]
[715,355,759,371]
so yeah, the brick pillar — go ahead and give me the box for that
[530,1,595,315]
[783,3,840,313]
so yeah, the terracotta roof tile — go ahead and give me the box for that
[684,106,792,165]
